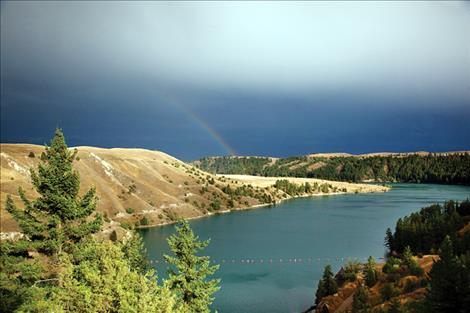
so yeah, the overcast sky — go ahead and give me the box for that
[1,1,469,159]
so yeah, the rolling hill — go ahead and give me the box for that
[1,144,388,234]
[193,151,470,185]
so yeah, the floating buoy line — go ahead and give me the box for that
[148,256,384,265]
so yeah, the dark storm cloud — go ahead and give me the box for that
[1,1,469,159]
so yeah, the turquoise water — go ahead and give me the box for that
[141,184,470,313]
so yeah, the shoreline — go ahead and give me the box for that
[136,188,389,230]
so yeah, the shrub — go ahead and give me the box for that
[110,230,118,242]
[103,212,110,223]
[380,283,400,301]
[403,246,424,276]
[166,210,179,222]
[383,256,401,274]
[409,263,424,276]
[126,207,135,214]
[365,256,378,287]
[403,278,419,293]
[344,261,361,282]
[139,217,150,226]
[352,284,370,313]
[209,199,221,211]
[28,151,35,158]
[128,184,137,194]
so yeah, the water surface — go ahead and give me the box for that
[141,184,470,313]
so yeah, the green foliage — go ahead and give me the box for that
[380,283,400,301]
[402,246,423,276]
[21,238,177,313]
[196,156,271,175]
[195,153,470,185]
[165,210,180,222]
[383,200,470,313]
[344,260,361,282]
[0,241,45,312]
[5,128,102,255]
[352,284,370,313]
[122,232,149,275]
[1,129,191,312]
[164,220,220,312]
[315,265,338,304]
[385,200,468,255]
[139,217,150,226]
[382,257,402,275]
[426,236,470,313]
[110,230,118,242]
[126,207,135,214]
[364,256,378,287]
[209,198,221,211]
[28,151,35,158]
[273,179,315,196]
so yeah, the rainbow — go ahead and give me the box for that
[165,95,236,156]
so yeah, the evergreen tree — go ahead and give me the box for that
[315,265,338,304]
[402,246,423,276]
[352,284,370,313]
[122,231,149,274]
[6,128,102,255]
[426,236,469,313]
[364,256,378,287]
[164,220,220,312]
[20,238,177,313]
[0,241,43,312]
[385,228,394,252]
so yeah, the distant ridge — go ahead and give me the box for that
[197,150,470,160]
[306,151,470,159]
[193,150,470,185]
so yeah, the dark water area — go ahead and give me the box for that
[141,184,470,313]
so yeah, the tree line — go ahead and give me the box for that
[1,129,220,313]
[195,153,470,185]
[314,199,470,313]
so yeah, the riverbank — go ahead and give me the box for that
[135,177,390,229]
[0,143,389,235]
[141,183,470,313]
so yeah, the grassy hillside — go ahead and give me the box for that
[0,144,388,233]
[194,152,470,185]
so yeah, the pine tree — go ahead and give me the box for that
[6,128,102,255]
[352,284,370,313]
[402,246,423,276]
[164,220,220,312]
[385,228,394,252]
[122,231,149,274]
[20,238,177,313]
[364,256,377,287]
[315,264,338,304]
[426,236,469,313]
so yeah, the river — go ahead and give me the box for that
[141,183,470,313]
